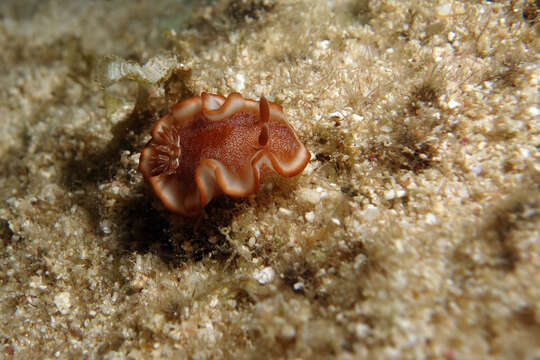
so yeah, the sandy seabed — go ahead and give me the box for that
[1,0,539,359]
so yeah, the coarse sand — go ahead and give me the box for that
[1,0,539,358]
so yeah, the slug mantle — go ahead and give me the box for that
[139,92,310,216]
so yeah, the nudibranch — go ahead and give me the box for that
[139,93,311,216]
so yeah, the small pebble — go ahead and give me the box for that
[54,292,72,315]
[279,207,293,216]
[305,211,315,223]
[471,165,482,175]
[384,189,396,200]
[328,111,344,120]
[527,106,540,117]
[351,114,364,122]
[253,267,275,285]
[447,99,461,109]
[293,282,304,291]
[425,213,437,225]
[436,3,452,16]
